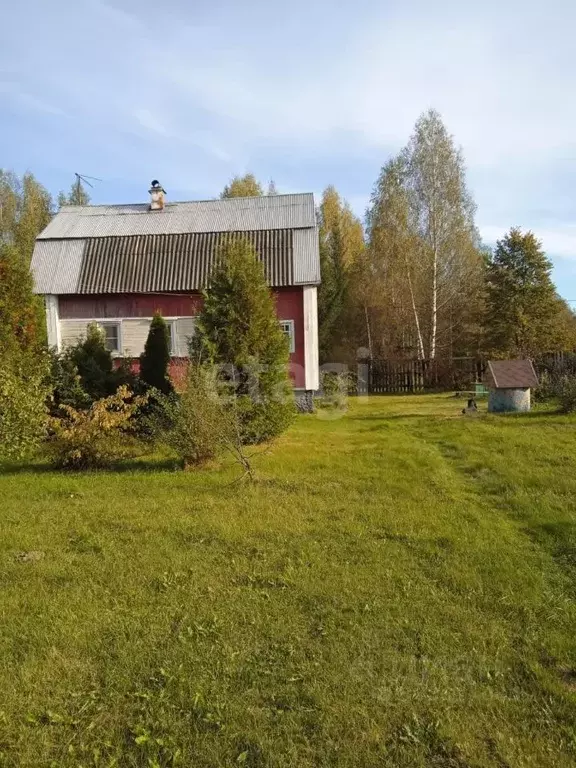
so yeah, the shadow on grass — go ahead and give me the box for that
[494,407,564,419]
[0,457,180,477]
[349,412,438,422]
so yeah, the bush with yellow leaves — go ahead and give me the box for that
[46,386,148,469]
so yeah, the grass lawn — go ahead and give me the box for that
[1,395,576,767]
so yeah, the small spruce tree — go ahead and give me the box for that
[485,228,567,357]
[69,323,115,401]
[139,313,174,395]
[191,238,294,443]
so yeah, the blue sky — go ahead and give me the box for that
[2,0,576,303]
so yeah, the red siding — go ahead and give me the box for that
[59,293,202,319]
[59,288,307,388]
[274,288,305,388]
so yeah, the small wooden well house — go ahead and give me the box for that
[486,359,539,413]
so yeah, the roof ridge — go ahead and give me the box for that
[60,193,314,212]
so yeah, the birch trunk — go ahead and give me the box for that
[404,252,425,360]
[363,303,373,360]
[430,246,438,359]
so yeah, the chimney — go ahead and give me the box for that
[149,179,166,210]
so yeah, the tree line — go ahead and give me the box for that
[220,114,576,364]
[2,108,576,375]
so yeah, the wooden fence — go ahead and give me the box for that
[358,358,484,395]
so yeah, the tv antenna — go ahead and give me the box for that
[74,172,102,201]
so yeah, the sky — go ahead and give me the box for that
[2,0,576,302]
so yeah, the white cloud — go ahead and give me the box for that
[3,0,576,292]
[155,0,576,169]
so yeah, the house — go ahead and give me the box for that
[485,359,539,413]
[31,184,321,400]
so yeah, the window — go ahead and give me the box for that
[279,320,295,354]
[97,322,121,353]
[165,321,177,356]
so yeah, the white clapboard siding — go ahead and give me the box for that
[175,317,196,357]
[60,320,89,349]
[122,319,151,357]
[58,317,197,357]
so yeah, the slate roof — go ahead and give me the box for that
[486,360,539,389]
[31,194,320,294]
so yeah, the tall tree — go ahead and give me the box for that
[0,240,50,459]
[0,170,53,260]
[365,110,483,359]
[0,242,44,360]
[485,228,573,356]
[58,177,91,207]
[191,237,294,444]
[221,174,264,198]
[362,159,424,359]
[317,186,365,361]
[140,313,173,395]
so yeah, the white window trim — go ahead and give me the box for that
[96,320,122,355]
[165,320,177,356]
[279,319,295,354]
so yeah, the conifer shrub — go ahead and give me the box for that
[140,313,174,395]
[191,238,295,444]
[64,323,137,404]
[47,348,92,415]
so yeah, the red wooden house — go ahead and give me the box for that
[31,185,321,396]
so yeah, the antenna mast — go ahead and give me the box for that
[73,173,102,204]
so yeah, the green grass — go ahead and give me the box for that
[1,394,576,767]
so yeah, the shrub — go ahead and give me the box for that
[134,389,179,441]
[533,370,555,403]
[67,323,136,402]
[164,364,231,469]
[558,376,576,414]
[0,355,50,461]
[140,312,174,395]
[191,238,295,444]
[316,370,352,411]
[46,386,148,469]
[68,323,114,400]
[47,348,91,415]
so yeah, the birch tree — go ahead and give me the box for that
[366,110,483,359]
[403,110,483,358]
[365,159,425,358]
